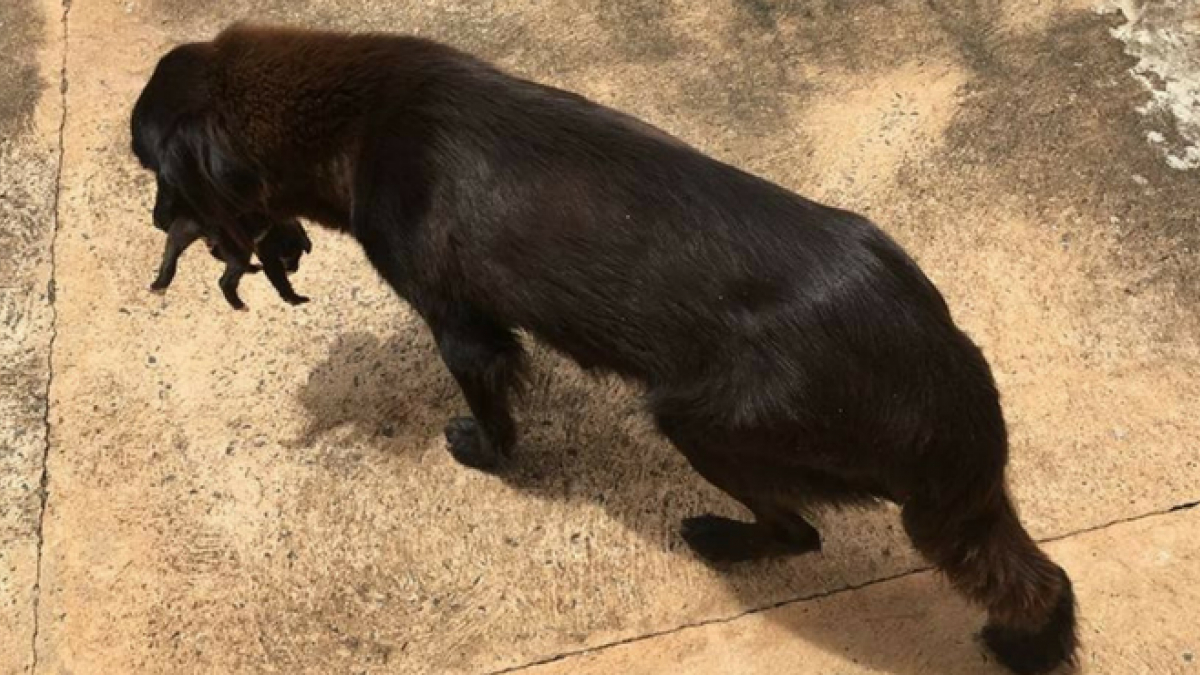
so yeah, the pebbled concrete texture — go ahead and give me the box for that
[2,0,1196,673]
[0,0,62,672]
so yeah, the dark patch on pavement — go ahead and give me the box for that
[594,1,684,61]
[916,8,1199,303]
[923,0,1004,73]
[735,0,778,30]
[0,0,45,139]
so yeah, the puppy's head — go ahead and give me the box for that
[268,220,313,273]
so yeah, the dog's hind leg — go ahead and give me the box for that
[655,413,821,564]
[903,484,1076,674]
[429,307,527,472]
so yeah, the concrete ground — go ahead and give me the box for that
[1,0,1197,673]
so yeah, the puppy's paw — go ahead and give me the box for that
[285,294,310,306]
[444,417,501,472]
[149,283,168,295]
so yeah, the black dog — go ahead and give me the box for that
[131,25,1076,673]
[148,175,312,309]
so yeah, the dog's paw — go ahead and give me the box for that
[444,417,502,472]
[285,294,310,306]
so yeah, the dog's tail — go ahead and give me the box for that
[903,477,1077,674]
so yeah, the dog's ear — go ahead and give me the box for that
[170,119,262,210]
[131,42,210,171]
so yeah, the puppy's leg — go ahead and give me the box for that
[217,246,257,311]
[656,413,820,564]
[218,264,249,311]
[150,220,203,292]
[429,310,526,472]
[260,255,309,305]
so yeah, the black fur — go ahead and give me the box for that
[982,567,1078,674]
[131,25,1078,672]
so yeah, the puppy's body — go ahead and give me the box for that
[132,25,1076,673]
[150,216,224,294]
[150,212,311,309]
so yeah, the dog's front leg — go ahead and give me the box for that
[430,310,526,472]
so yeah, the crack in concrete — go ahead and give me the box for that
[29,1,71,672]
[489,497,1200,674]
[1167,500,1200,513]
[1040,497,1199,545]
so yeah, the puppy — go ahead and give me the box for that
[131,25,1076,673]
[148,178,311,308]
[149,217,311,309]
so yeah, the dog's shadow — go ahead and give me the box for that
[294,330,1007,674]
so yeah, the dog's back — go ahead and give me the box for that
[351,52,963,414]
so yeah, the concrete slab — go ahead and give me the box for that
[0,0,63,672]
[517,507,1200,675]
[32,1,1200,674]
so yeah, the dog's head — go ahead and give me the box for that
[132,41,262,249]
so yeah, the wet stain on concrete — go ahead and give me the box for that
[918,9,1200,304]
[923,0,1005,73]
[0,0,44,139]
[593,0,684,61]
